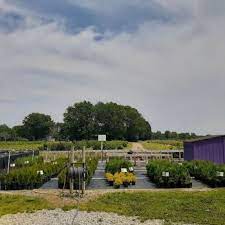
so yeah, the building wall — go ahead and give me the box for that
[184,136,225,164]
[184,142,194,161]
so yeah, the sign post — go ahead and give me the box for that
[98,135,106,162]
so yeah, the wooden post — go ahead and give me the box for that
[101,141,103,162]
[32,150,35,161]
[70,146,75,194]
[82,146,86,195]
[7,151,11,174]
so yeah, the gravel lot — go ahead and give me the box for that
[0,209,163,225]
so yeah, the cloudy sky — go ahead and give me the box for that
[0,0,225,135]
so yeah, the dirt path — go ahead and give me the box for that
[132,142,145,151]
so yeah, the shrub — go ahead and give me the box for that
[105,158,133,174]
[183,160,225,187]
[0,157,66,190]
[105,172,136,188]
[146,160,192,188]
[14,156,43,167]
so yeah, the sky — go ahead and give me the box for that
[0,0,225,135]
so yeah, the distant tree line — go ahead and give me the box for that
[151,130,199,140]
[0,101,152,141]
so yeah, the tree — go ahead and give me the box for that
[94,102,127,140]
[124,106,151,141]
[22,113,54,140]
[165,130,171,139]
[63,101,95,140]
[12,125,27,140]
[62,101,152,141]
[0,124,12,141]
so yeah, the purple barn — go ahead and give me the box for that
[184,135,225,164]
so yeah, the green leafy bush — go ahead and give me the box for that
[14,156,43,167]
[146,160,192,188]
[184,160,225,187]
[105,158,133,174]
[0,157,66,190]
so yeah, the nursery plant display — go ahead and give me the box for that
[105,158,136,188]
[146,160,192,188]
[184,160,225,187]
[0,157,66,190]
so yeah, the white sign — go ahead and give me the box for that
[98,135,106,142]
[162,171,170,177]
[37,170,44,175]
[121,168,128,173]
[217,171,224,177]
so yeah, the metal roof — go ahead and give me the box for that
[184,135,225,143]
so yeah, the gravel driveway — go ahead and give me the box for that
[0,209,163,225]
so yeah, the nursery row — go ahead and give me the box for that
[14,156,43,168]
[105,172,136,188]
[58,157,98,189]
[105,158,133,174]
[0,157,66,190]
[146,160,192,188]
[184,160,225,187]
[105,158,136,189]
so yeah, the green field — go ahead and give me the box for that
[1,190,225,224]
[141,140,183,150]
[0,194,53,217]
[0,140,130,151]
[81,190,225,225]
[0,141,44,150]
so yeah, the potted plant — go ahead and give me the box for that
[130,174,136,185]
[123,176,130,187]
[114,177,122,189]
[105,173,114,186]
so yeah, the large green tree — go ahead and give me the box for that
[22,113,54,140]
[63,101,95,140]
[63,101,152,141]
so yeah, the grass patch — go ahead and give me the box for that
[0,194,54,217]
[80,190,225,225]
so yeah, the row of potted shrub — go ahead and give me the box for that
[146,160,192,188]
[14,156,43,168]
[184,160,225,187]
[0,157,66,190]
[105,172,136,188]
[105,158,136,188]
[58,157,98,189]
[105,158,133,174]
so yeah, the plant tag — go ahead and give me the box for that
[162,171,170,177]
[217,171,224,177]
[129,167,134,172]
[37,170,44,175]
[121,168,128,173]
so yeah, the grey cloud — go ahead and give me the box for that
[0,1,225,135]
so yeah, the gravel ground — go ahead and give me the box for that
[0,209,163,225]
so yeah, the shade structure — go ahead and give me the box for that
[184,135,225,164]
